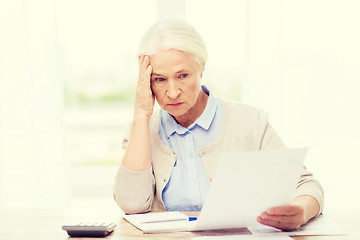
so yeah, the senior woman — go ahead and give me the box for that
[113,18,324,231]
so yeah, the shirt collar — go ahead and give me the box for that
[161,110,184,138]
[160,86,217,139]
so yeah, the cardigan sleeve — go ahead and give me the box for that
[113,164,155,214]
[260,122,324,215]
[113,126,156,214]
[293,166,324,215]
[260,123,286,150]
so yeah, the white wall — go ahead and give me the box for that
[0,0,67,209]
[243,0,360,214]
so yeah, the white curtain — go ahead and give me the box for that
[0,0,67,209]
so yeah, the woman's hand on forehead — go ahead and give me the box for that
[134,55,155,119]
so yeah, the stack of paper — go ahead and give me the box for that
[192,236,293,240]
[124,212,196,233]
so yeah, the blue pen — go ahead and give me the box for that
[188,217,197,221]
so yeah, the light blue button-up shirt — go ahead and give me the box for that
[159,86,223,211]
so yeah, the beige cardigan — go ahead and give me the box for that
[113,99,324,214]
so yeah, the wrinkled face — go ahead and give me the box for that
[150,49,204,120]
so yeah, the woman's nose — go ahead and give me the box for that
[166,80,180,99]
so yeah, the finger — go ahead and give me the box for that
[144,64,153,86]
[260,211,301,223]
[259,210,306,230]
[257,216,300,231]
[142,56,151,78]
[143,55,150,66]
[145,64,152,77]
[140,56,150,75]
[138,55,150,83]
[138,55,144,75]
[139,55,144,63]
[141,56,150,71]
[266,205,303,216]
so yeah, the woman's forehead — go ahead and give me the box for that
[150,49,200,74]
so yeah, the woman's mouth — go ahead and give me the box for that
[167,102,183,108]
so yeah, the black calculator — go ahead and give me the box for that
[62,222,117,237]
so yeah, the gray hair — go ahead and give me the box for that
[138,18,208,67]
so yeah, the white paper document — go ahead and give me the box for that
[193,148,307,231]
[124,148,308,233]
[192,235,292,240]
[124,212,196,233]
[248,214,347,236]
[124,211,188,224]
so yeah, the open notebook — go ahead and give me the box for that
[124,148,308,233]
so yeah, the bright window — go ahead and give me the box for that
[56,0,157,166]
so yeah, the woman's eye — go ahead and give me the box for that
[156,78,166,82]
[179,73,188,79]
